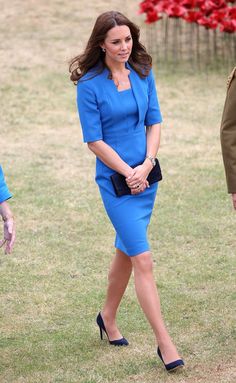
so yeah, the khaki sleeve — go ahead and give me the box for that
[220,67,236,193]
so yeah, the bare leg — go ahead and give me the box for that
[131,251,181,364]
[101,248,132,341]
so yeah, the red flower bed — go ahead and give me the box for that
[139,0,236,33]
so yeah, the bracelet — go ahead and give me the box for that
[146,155,156,168]
[2,215,14,222]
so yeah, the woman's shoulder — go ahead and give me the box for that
[145,68,157,88]
[78,64,107,87]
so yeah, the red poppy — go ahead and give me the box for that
[200,1,227,16]
[213,0,227,8]
[146,9,163,23]
[197,15,218,28]
[211,8,229,21]
[139,0,154,14]
[228,6,236,18]
[155,0,169,13]
[183,10,203,22]
[180,0,197,8]
[196,0,206,7]
[165,3,187,18]
[220,18,236,32]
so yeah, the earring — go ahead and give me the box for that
[102,48,106,52]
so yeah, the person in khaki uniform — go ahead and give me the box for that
[220,67,236,210]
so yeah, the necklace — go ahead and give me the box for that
[113,79,130,88]
[112,69,131,89]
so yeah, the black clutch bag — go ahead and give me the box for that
[110,158,162,197]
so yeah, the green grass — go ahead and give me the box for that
[0,1,236,382]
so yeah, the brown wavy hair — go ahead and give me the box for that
[69,11,152,83]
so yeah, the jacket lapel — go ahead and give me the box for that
[126,62,143,125]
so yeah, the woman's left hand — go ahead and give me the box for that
[126,164,151,190]
[130,180,149,195]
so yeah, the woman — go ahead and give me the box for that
[69,11,184,372]
[0,165,15,254]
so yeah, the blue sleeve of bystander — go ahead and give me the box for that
[0,165,12,203]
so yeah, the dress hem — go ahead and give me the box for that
[115,244,151,257]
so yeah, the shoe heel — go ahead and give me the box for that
[96,312,105,340]
[99,326,103,340]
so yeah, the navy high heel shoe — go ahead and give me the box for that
[96,312,129,346]
[157,347,184,372]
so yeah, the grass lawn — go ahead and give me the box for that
[0,1,235,382]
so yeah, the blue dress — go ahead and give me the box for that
[0,165,12,203]
[77,63,162,256]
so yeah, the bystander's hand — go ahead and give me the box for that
[0,216,15,254]
[0,201,16,254]
[231,193,236,210]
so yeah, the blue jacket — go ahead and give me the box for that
[77,62,162,144]
[0,166,12,203]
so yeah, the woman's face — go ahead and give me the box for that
[101,25,133,64]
